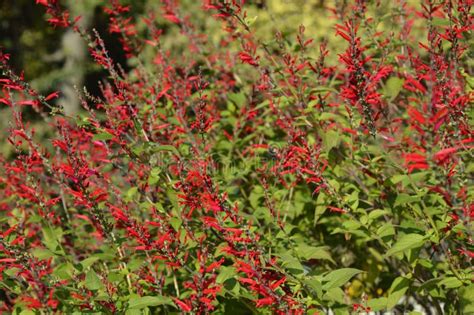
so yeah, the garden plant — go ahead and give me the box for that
[0,0,473,314]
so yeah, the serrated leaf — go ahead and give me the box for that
[322,268,363,290]
[128,296,175,309]
[385,233,425,257]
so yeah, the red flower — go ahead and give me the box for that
[173,298,192,312]
[255,297,274,307]
[238,52,259,66]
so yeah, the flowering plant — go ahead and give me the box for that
[0,0,472,314]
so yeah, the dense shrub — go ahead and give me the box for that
[0,0,472,314]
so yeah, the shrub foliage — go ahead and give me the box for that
[0,0,473,314]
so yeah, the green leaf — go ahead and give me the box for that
[367,297,387,311]
[128,296,175,309]
[279,253,304,275]
[84,270,103,291]
[394,194,419,207]
[125,309,145,315]
[322,268,363,290]
[93,132,114,141]
[80,257,100,269]
[228,93,246,107]
[460,284,474,314]
[322,287,345,303]
[384,77,404,100]
[377,223,395,238]
[368,209,388,221]
[314,192,328,225]
[438,277,463,289]
[385,233,425,257]
[304,277,323,298]
[42,226,62,253]
[249,185,263,209]
[295,245,335,263]
[157,144,179,155]
[390,172,429,186]
[108,272,124,283]
[318,112,338,121]
[53,262,75,280]
[131,143,146,156]
[387,277,410,309]
[31,248,55,259]
[322,130,340,152]
[148,167,161,185]
[432,17,450,26]
[311,86,338,94]
[342,219,362,231]
[169,217,182,232]
[216,266,236,284]
[126,187,139,201]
